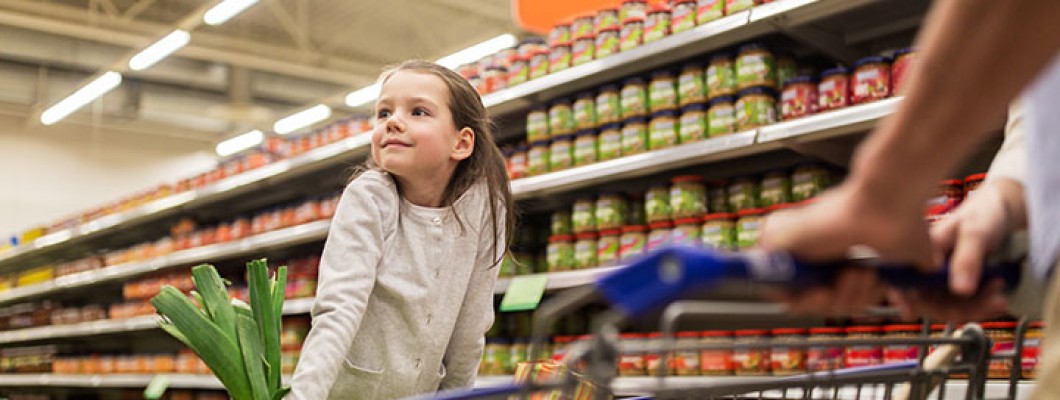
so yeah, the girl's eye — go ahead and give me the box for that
[412,107,430,116]
[376,109,391,119]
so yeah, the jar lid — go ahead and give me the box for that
[623,16,645,23]
[854,55,893,67]
[531,105,547,112]
[502,148,514,157]
[766,203,798,213]
[821,67,849,77]
[533,49,552,57]
[512,55,530,62]
[622,224,648,233]
[548,234,574,242]
[883,324,922,333]
[894,47,916,57]
[930,324,950,331]
[809,327,843,334]
[551,134,574,141]
[575,232,598,240]
[845,326,882,334]
[708,96,736,106]
[624,77,646,85]
[599,123,622,131]
[551,97,572,106]
[600,83,619,92]
[941,178,963,187]
[651,69,674,78]
[737,208,767,217]
[598,7,619,13]
[598,26,622,33]
[682,61,703,70]
[675,0,696,4]
[623,116,648,124]
[981,321,1018,329]
[771,328,807,335]
[676,331,700,338]
[675,217,703,225]
[575,33,596,41]
[530,139,550,146]
[486,66,508,72]
[651,109,678,118]
[1030,321,1044,328]
[701,330,731,337]
[552,41,573,48]
[554,335,575,343]
[783,76,817,86]
[599,228,622,236]
[737,86,778,97]
[647,332,663,338]
[738,43,770,53]
[671,175,703,184]
[735,329,769,336]
[703,212,736,221]
[619,332,646,339]
[649,221,674,229]
[576,91,595,100]
[520,37,547,45]
[964,172,987,183]
[708,53,734,63]
[576,129,597,137]
[622,0,647,4]
[681,103,708,112]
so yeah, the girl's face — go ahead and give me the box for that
[371,70,473,182]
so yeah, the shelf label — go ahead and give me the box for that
[499,275,549,312]
[144,375,170,399]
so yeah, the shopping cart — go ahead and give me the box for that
[422,245,1030,400]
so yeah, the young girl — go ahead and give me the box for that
[288,60,514,399]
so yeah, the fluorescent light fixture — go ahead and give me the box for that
[40,71,123,125]
[273,104,331,134]
[203,0,259,25]
[344,83,380,107]
[215,129,264,156]
[129,29,191,71]
[435,33,517,69]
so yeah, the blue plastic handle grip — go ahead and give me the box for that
[596,245,1022,317]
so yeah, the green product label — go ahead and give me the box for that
[760,176,792,207]
[708,105,736,136]
[572,40,594,66]
[621,86,648,117]
[620,23,642,51]
[597,93,620,123]
[549,106,574,136]
[650,80,678,111]
[595,198,627,230]
[509,63,529,86]
[680,112,706,142]
[572,202,596,233]
[552,211,572,235]
[736,53,776,89]
[707,63,736,97]
[550,48,571,72]
[727,0,756,14]
[702,223,736,250]
[547,242,574,272]
[597,237,620,265]
[671,186,706,218]
[645,189,672,222]
[737,218,761,249]
[573,99,596,129]
[679,73,706,105]
[696,0,725,24]
[597,34,619,58]
[599,130,623,160]
[728,182,759,211]
[527,112,548,141]
[574,239,598,269]
[530,56,549,79]
[621,124,648,155]
[549,141,572,171]
[573,136,598,166]
[644,15,670,43]
[736,97,777,130]
[649,118,678,149]
[672,5,696,33]
[509,345,528,368]
[527,146,549,175]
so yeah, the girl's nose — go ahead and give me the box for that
[385,113,405,132]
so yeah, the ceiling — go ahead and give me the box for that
[0,0,521,145]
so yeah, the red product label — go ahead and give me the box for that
[770,347,806,371]
[844,345,882,368]
[700,349,733,372]
[732,348,770,372]
[1023,337,1041,370]
[818,76,849,111]
[807,347,843,371]
[852,65,891,104]
[892,54,914,94]
[781,84,818,120]
[883,345,919,363]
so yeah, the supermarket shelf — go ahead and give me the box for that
[0,374,515,390]
[0,220,331,305]
[0,134,370,272]
[611,377,1033,399]
[494,266,621,295]
[757,97,902,143]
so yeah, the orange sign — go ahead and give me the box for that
[513,0,668,34]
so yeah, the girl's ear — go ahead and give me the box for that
[451,126,475,161]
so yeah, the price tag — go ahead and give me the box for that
[499,275,549,312]
[143,375,170,399]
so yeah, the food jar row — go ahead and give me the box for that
[782,49,917,120]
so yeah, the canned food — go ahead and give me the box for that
[619,333,648,376]
[671,217,703,247]
[759,171,792,208]
[726,0,757,14]
[596,193,628,231]
[679,63,707,106]
[649,110,679,149]
[526,140,550,176]
[572,35,595,66]
[551,210,573,235]
[572,15,595,39]
[775,53,797,92]
[791,164,831,201]
[844,326,883,368]
[883,324,921,364]
[549,42,572,73]
[620,0,649,23]
[671,175,707,218]
[574,232,599,270]
[672,331,702,375]
[982,321,1017,379]
[707,96,737,136]
[548,23,572,47]
[508,56,530,86]
[598,123,623,161]
[549,99,575,137]
[818,67,850,111]
[597,229,622,266]
[807,327,844,371]
[701,330,734,375]
[728,177,759,211]
[529,49,550,80]
[1023,321,1044,379]
[517,37,548,58]
[595,8,621,32]
[771,328,807,376]
[526,106,549,142]
[508,145,527,179]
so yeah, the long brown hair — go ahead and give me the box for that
[353,60,515,265]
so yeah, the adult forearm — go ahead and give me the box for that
[852,0,1060,205]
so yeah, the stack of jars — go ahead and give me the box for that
[926,172,986,223]
[783,47,916,121]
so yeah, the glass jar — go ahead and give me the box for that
[529,49,550,80]
[619,333,648,376]
[649,110,679,150]
[645,184,673,223]
[627,196,647,225]
[679,63,707,106]
[736,44,776,90]
[707,96,737,136]
[573,129,598,167]
[619,224,649,261]
[781,76,818,120]
[728,177,759,211]
[852,56,892,104]
[696,0,725,25]
[892,47,916,95]
[598,123,623,161]
[733,329,770,376]
[1023,321,1044,379]
[759,171,792,208]
[596,192,628,230]
[484,66,508,93]
[517,37,548,58]
[621,117,649,155]
[671,0,697,34]
[621,78,650,118]
[510,338,529,372]
[818,67,850,111]
[596,27,621,58]
[572,34,595,66]
[548,135,574,171]
[672,331,701,375]
[549,23,572,47]
[770,328,807,376]
[807,327,844,371]
[791,164,831,202]
[649,70,679,112]
[597,85,622,124]
[595,7,621,32]
[574,232,599,270]
[548,44,570,75]
[647,221,674,251]
[701,213,737,250]
[644,6,671,44]
[670,175,707,218]
[679,103,708,143]
[708,181,730,213]
[549,99,575,137]
[964,173,986,198]
[526,106,549,142]
[671,217,703,247]
[546,234,575,272]
[844,326,883,368]
[701,330,734,376]
[508,55,530,86]
[706,53,737,99]
[572,15,595,39]
[552,210,573,235]
[736,208,766,249]
[573,93,597,130]
[526,140,550,176]
[619,17,644,52]
[645,332,664,375]
[508,144,528,179]
[620,0,649,22]
[883,324,921,364]
[735,86,777,131]
[983,321,1017,379]
[572,197,597,234]
[597,229,622,266]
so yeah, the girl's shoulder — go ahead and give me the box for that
[343,170,401,213]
